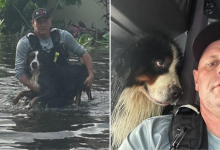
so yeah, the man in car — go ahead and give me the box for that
[118,21,220,150]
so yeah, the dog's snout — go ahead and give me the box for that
[31,62,38,69]
[169,85,182,100]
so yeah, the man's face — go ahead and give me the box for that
[193,40,220,108]
[32,17,51,38]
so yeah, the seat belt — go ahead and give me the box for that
[177,0,208,106]
[169,105,207,150]
[169,0,209,149]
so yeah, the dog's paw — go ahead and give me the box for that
[25,104,32,110]
[12,98,19,105]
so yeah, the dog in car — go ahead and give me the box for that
[111,33,183,149]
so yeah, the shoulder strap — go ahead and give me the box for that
[26,28,69,65]
[169,0,209,149]
[26,32,42,51]
[26,28,60,51]
[49,28,70,65]
[50,28,69,58]
[169,105,208,150]
[50,28,60,46]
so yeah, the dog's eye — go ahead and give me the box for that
[156,60,164,67]
[28,57,35,63]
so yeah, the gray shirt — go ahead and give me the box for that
[15,28,86,80]
[119,115,220,150]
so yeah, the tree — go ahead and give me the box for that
[0,0,81,35]
[96,0,109,30]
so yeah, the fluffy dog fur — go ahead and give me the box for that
[111,33,183,149]
[13,50,91,109]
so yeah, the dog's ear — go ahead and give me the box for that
[24,51,32,78]
[24,51,33,65]
[24,52,32,68]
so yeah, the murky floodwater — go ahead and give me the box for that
[0,36,109,150]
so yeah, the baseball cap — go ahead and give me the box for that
[193,21,220,62]
[32,8,50,20]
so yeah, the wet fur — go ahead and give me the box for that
[13,50,92,108]
[111,86,163,148]
[111,33,183,149]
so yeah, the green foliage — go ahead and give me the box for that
[63,0,82,6]
[0,19,5,35]
[51,0,82,13]
[52,17,73,31]
[0,0,40,34]
[23,1,38,20]
[102,32,109,40]
[95,0,109,30]
[77,32,109,51]
[78,34,93,47]
[0,0,81,35]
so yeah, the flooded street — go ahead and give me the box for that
[0,36,109,150]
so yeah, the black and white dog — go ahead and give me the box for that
[111,33,183,149]
[13,50,92,109]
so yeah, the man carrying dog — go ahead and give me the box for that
[15,8,94,94]
[118,21,220,149]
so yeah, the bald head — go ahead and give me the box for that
[198,40,220,68]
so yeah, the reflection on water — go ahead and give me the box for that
[0,36,109,150]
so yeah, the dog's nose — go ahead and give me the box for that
[169,85,182,100]
[31,62,38,69]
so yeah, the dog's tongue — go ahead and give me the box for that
[162,102,169,106]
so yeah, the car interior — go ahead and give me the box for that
[111,0,220,107]
[111,0,220,148]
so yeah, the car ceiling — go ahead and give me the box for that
[111,0,194,49]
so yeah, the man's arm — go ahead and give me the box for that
[19,74,39,93]
[61,30,94,88]
[81,52,94,89]
[118,116,172,150]
[15,37,39,93]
